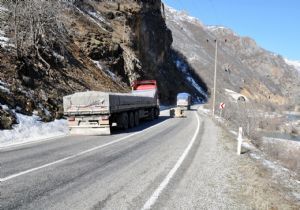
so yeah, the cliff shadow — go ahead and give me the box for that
[170,48,209,103]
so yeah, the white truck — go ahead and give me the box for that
[176,92,191,110]
[63,80,160,135]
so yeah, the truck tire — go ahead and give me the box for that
[149,108,154,121]
[121,112,129,130]
[129,112,135,128]
[154,108,159,119]
[134,111,140,126]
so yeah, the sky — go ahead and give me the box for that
[163,0,300,61]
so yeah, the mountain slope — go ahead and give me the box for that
[165,6,300,107]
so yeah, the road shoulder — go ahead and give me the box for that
[158,114,300,209]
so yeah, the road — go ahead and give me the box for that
[0,107,221,209]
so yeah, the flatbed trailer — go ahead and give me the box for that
[63,80,160,135]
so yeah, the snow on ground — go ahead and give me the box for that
[284,58,300,72]
[0,102,9,111]
[92,60,118,81]
[53,51,65,62]
[0,80,10,93]
[0,113,68,148]
[0,29,14,48]
[87,10,110,25]
[225,88,248,102]
[166,5,203,26]
[0,30,9,47]
[0,5,8,12]
[249,152,297,178]
[74,6,109,32]
[197,105,211,115]
[206,25,239,37]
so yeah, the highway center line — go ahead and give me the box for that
[0,118,170,183]
[141,111,201,210]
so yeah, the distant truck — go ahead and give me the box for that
[176,92,191,110]
[63,80,160,135]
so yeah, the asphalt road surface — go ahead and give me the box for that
[0,107,214,210]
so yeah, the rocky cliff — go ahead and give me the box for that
[0,0,207,129]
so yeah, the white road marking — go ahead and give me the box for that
[0,134,68,150]
[141,112,201,210]
[0,119,170,182]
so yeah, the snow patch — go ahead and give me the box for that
[0,113,68,147]
[284,58,300,72]
[206,25,226,30]
[250,152,292,174]
[74,6,108,32]
[0,102,9,111]
[0,80,10,93]
[0,5,8,11]
[225,89,248,102]
[0,30,14,48]
[175,59,207,98]
[230,130,238,136]
[53,51,64,62]
[166,5,203,26]
[197,105,210,115]
[87,10,109,26]
[92,60,117,81]
[206,25,239,37]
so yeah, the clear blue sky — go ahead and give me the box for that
[163,0,300,61]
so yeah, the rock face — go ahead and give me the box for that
[165,7,300,107]
[0,0,207,129]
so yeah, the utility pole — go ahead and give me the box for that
[212,39,218,117]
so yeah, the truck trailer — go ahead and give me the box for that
[63,80,160,135]
[176,92,191,110]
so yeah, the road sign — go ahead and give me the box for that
[219,102,225,109]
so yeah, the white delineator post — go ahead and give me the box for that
[237,127,243,155]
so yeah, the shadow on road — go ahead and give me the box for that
[111,116,171,135]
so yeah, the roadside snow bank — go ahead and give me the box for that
[0,113,68,147]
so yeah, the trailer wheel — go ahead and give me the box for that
[121,112,129,130]
[129,112,135,128]
[134,111,140,126]
[149,108,154,120]
[154,108,159,119]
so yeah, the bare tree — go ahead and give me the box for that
[1,0,70,69]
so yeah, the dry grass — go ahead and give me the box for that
[221,129,300,209]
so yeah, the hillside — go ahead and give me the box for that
[165,6,300,108]
[0,0,207,129]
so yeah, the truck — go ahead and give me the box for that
[63,80,160,135]
[176,92,191,110]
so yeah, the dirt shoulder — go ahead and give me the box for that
[220,121,300,209]
[162,109,299,209]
